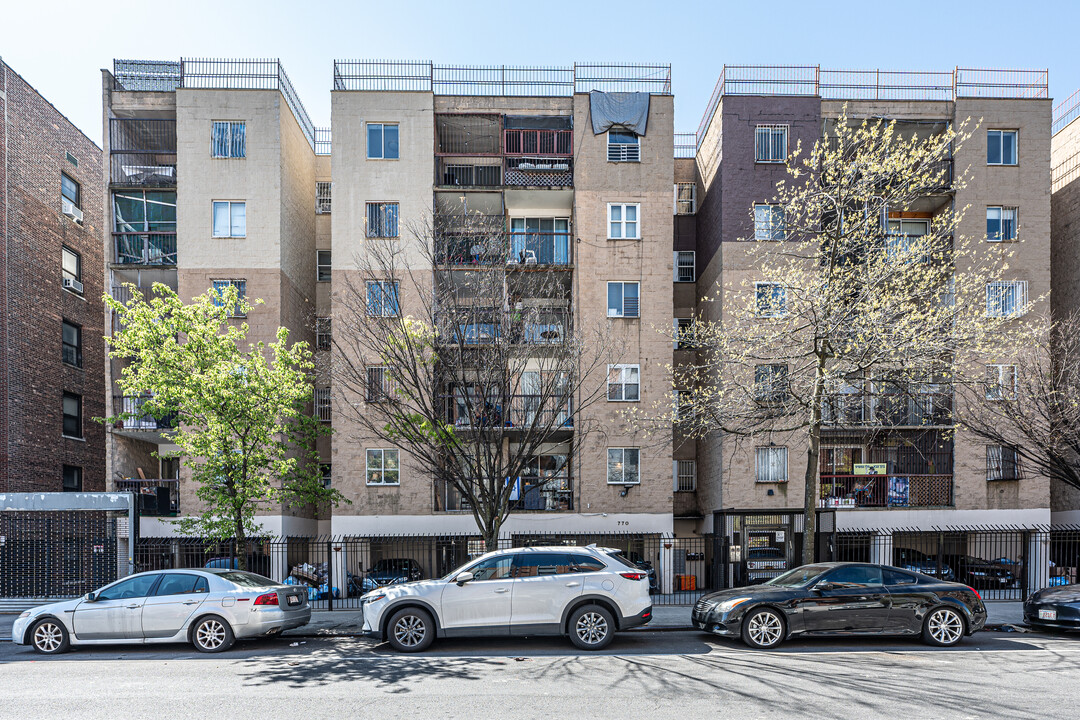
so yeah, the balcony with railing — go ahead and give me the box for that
[115,478,179,517]
[822,389,953,428]
[435,230,572,268]
[113,232,177,266]
[819,474,954,508]
[113,395,177,435]
[819,432,953,508]
[109,119,177,187]
[443,393,574,432]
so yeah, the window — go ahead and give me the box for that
[62,320,82,368]
[511,553,577,577]
[212,201,246,238]
[320,463,332,489]
[986,364,1017,400]
[756,446,788,483]
[608,203,640,239]
[754,204,786,240]
[367,123,399,159]
[211,280,247,317]
[755,124,788,163]
[211,121,246,158]
[154,574,208,596]
[987,207,1018,242]
[366,367,393,402]
[607,364,640,402]
[97,574,159,601]
[674,318,696,349]
[883,568,918,586]
[987,445,1021,481]
[366,448,400,485]
[317,250,332,282]
[607,448,640,484]
[674,182,696,214]
[755,282,787,318]
[316,182,332,214]
[607,281,640,318]
[674,460,696,492]
[755,364,790,406]
[823,565,883,588]
[62,392,82,438]
[315,387,331,422]
[675,390,693,421]
[61,173,80,208]
[366,202,399,238]
[366,281,400,317]
[674,251,696,282]
[986,281,1027,318]
[62,246,82,294]
[315,317,331,351]
[465,555,512,581]
[607,130,640,162]
[886,219,931,262]
[62,465,82,492]
[987,130,1017,166]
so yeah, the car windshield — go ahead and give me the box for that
[763,565,831,588]
[217,571,276,588]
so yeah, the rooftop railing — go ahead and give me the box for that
[695,65,1050,148]
[333,60,671,96]
[112,58,318,152]
[314,126,332,155]
[1053,89,1080,135]
[674,132,697,159]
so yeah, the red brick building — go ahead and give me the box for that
[0,59,105,492]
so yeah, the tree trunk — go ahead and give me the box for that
[234,510,247,572]
[802,360,825,565]
[482,515,502,552]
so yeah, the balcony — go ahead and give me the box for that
[435,474,573,513]
[435,231,572,267]
[113,395,177,432]
[109,119,177,187]
[819,474,954,508]
[115,478,179,517]
[113,232,177,266]
[436,157,502,188]
[822,390,953,428]
[444,394,574,432]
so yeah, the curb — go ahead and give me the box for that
[282,624,695,639]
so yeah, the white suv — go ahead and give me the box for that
[360,546,653,652]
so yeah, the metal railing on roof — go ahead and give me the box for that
[333,60,671,96]
[112,58,318,152]
[695,65,1050,149]
[1053,88,1080,135]
[674,132,697,158]
[314,127,331,155]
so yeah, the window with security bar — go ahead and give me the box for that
[366,202,399,237]
[755,282,787,317]
[755,364,790,406]
[754,204,786,240]
[986,445,1021,481]
[315,387,332,422]
[755,124,788,163]
[756,446,788,483]
[607,281,640,318]
[316,318,331,351]
[366,366,394,402]
[316,182,332,214]
[674,182,696,214]
[986,281,1027,318]
[211,121,246,158]
[986,364,1017,400]
[674,460,696,492]
[675,318,695,349]
[211,279,246,317]
[607,130,640,162]
[675,251,695,282]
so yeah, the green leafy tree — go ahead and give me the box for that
[104,284,344,568]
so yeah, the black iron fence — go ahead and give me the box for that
[0,511,119,598]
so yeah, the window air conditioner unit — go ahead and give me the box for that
[62,276,84,294]
[607,308,621,318]
[62,198,84,224]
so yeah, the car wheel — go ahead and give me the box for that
[386,607,435,653]
[922,607,966,647]
[741,607,786,650]
[30,619,70,654]
[191,615,236,653]
[568,604,616,651]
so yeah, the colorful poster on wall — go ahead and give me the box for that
[854,463,888,475]
[888,476,910,506]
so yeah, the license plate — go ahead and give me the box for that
[1039,609,1057,621]
[287,595,301,606]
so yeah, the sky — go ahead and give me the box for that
[3,0,1079,144]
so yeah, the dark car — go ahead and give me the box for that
[1024,584,1080,630]
[361,558,424,592]
[692,562,986,649]
[892,548,955,581]
[950,555,1019,589]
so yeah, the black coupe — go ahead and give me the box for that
[692,562,986,649]
[1024,584,1080,630]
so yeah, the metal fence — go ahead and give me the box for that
[0,511,119,598]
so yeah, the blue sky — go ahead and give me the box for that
[3,0,1078,143]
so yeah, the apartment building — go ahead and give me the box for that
[1050,91,1080,525]
[0,59,105,493]
[687,66,1054,548]
[101,59,325,534]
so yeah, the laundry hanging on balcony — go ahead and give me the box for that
[589,91,650,135]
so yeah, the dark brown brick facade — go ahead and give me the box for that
[0,60,105,492]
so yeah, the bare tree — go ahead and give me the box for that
[333,212,621,549]
[648,112,1035,563]
[956,312,1080,491]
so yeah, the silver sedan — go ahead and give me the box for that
[12,568,310,654]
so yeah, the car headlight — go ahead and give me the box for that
[18,611,30,619]
[716,597,752,613]
[361,593,386,604]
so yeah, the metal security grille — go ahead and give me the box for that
[0,512,118,598]
[316,182,332,214]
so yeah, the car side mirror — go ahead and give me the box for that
[84,592,97,603]
[814,581,836,593]
[455,571,475,586]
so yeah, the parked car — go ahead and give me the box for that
[204,555,271,576]
[596,547,658,591]
[692,562,986,649]
[1024,584,1080,630]
[950,555,1019,589]
[745,547,788,583]
[360,546,653,652]
[892,548,955,581]
[361,558,425,592]
[13,568,310,654]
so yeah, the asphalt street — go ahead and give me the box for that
[1,630,1079,719]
